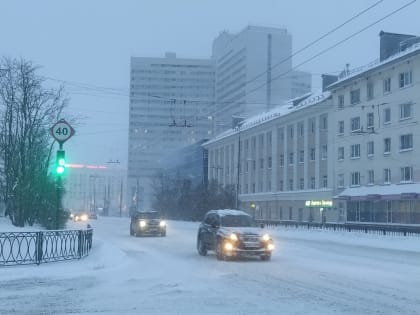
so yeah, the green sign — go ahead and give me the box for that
[305,200,333,208]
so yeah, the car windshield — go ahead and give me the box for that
[135,212,159,219]
[220,214,254,227]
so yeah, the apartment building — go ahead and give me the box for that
[128,53,214,209]
[330,32,420,225]
[204,31,420,225]
[204,92,335,223]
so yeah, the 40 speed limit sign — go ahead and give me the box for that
[50,119,75,144]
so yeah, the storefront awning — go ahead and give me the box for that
[336,183,420,201]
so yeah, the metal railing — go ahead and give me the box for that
[0,228,93,266]
[256,220,420,236]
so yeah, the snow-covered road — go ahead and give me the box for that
[1,217,419,315]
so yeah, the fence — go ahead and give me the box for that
[0,228,93,266]
[256,220,420,236]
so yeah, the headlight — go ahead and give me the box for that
[139,220,146,227]
[229,233,238,241]
[224,242,234,251]
[81,214,88,221]
[159,220,166,227]
[261,234,271,242]
[267,243,275,251]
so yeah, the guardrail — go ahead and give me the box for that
[255,220,420,236]
[0,228,93,266]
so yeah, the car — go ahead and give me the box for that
[73,212,89,222]
[197,209,274,261]
[130,211,166,237]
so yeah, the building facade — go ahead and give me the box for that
[330,33,420,225]
[212,26,311,134]
[128,53,215,209]
[63,163,126,217]
[204,92,336,223]
[204,31,420,225]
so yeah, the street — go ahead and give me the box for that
[0,217,419,315]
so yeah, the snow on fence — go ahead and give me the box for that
[0,228,93,266]
[256,220,420,237]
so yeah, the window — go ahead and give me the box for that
[299,122,304,136]
[299,150,304,163]
[367,170,374,185]
[321,175,328,188]
[279,180,284,191]
[400,103,413,120]
[267,157,272,169]
[310,177,315,189]
[367,82,374,100]
[259,158,264,169]
[338,95,344,109]
[338,120,344,135]
[350,89,360,104]
[350,117,361,132]
[289,126,294,138]
[400,167,413,182]
[338,147,344,160]
[384,138,391,154]
[288,152,294,165]
[320,115,328,130]
[400,134,413,151]
[384,108,391,124]
[310,148,316,161]
[321,144,328,160]
[252,183,256,193]
[399,71,412,88]
[367,141,374,156]
[350,144,361,158]
[367,112,374,129]
[279,154,284,167]
[288,179,294,191]
[310,119,315,133]
[299,178,304,190]
[351,172,360,186]
[383,77,391,93]
[384,168,391,183]
[252,160,256,171]
[338,174,344,188]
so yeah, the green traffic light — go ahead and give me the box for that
[56,165,65,174]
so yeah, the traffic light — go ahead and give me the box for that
[55,150,66,175]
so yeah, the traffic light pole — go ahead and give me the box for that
[56,142,63,229]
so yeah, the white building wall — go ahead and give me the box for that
[128,53,215,209]
[204,93,335,223]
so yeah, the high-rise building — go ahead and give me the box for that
[212,26,311,133]
[128,53,215,209]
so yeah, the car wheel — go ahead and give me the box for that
[130,225,134,236]
[260,254,271,261]
[161,231,166,237]
[216,240,225,261]
[197,237,207,256]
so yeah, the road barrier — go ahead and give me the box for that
[256,220,420,236]
[0,228,93,266]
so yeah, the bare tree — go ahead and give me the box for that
[0,57,68,227]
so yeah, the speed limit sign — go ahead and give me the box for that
[50,119,75,143]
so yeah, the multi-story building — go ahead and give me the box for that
[212,26,311,133]
[204,91,335,223]
[204,31,420,225]
[330,31,420,225]
[128,53,215,209]
[63,163,126,217]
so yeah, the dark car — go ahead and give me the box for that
[130,211,166,237]
[197,209,274,261]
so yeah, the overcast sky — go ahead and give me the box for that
[0,0,418,167]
